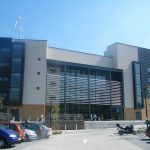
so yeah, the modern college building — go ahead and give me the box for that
[0,37,150,121]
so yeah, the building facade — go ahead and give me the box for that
[0,37,150,121]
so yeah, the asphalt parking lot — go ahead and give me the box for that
[6,129,150,150]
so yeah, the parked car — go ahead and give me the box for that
[0,124,19,148]
[145,120,150,138]
[3,122,26,141]
[40,125,52,138]
[24,129,38,141]
[21,122,45,139]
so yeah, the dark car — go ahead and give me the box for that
[0,124,19,148]
[21,122,45,139]
[145,120,150,138]
[3,122,26,141]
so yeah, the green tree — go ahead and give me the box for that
[146,86,150,98]
[48,104,60,130]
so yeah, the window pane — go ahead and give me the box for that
[13,44,23,58]
[10,88,20,102]
[11,73,21,88]
[12,59,21,73]
[136,85,142,96]
[135,74,141,84]
[136,112,141,120]
[147,68,150,72]
[148,78,150,83]
[0,48,10,52]
[0,63,9,67]
[135,64,140,74]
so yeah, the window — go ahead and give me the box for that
[132,62,143,109]
[11,73,21,88]
[148,78,150,83]
[135,74,141,84]
[49,81,56,86]
[135,64,140,74]
[36,86,40,90]
[0,48,10,52]
[13,44,23,58]
[147,68,150,72]
[0,93,7,96]
[12,59,22,73]
[10,88,20,102]
[37,72,40,75]
[0,77,8,81]
[49,68,57,73]
[0,63,9,67]
[48,95,56,100]
[136,85,142,93]
[38,58,41,61]
[136,112,142,120]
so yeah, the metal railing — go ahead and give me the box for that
[84,120,145,129]
[0,113,12,122]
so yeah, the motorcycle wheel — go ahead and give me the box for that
[118,130,124,135]
[132,130,136,135]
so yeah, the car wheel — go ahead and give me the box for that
[0,138,6,148]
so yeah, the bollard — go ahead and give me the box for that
[65,124,66,133]
[86,123,88,130]
[76,123,77,131]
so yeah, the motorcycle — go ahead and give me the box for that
[116,123,137,135]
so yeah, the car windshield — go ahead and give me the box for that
[0,124,7,129]
[41,125,48,129]
[5,124,15,130]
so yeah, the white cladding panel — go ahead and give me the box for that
[107,43,139,108]
[19,40,47,105]
[47,47,114,68]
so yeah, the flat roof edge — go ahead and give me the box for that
[48,46,113,59]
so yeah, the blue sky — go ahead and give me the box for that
[1,0,150,55]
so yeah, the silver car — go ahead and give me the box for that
[25,129,38,141]
[40,125,52,138]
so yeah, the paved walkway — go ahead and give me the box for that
[21,129,147,150]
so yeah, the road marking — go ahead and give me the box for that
[83,139,88,144]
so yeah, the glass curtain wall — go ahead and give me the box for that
[9,43,25,105]
[0,39,12,108]
[46,61,123,120]
[132,62,143,108]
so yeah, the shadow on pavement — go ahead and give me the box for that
[140,138,150,144]
[0,145,15,149]
[140,139,150,141]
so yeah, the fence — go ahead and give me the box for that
[84,120,145,129]
[0,113,12,122]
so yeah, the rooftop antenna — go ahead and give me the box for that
[15,15,24,38]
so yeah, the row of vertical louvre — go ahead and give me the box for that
[46,74,122,106]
